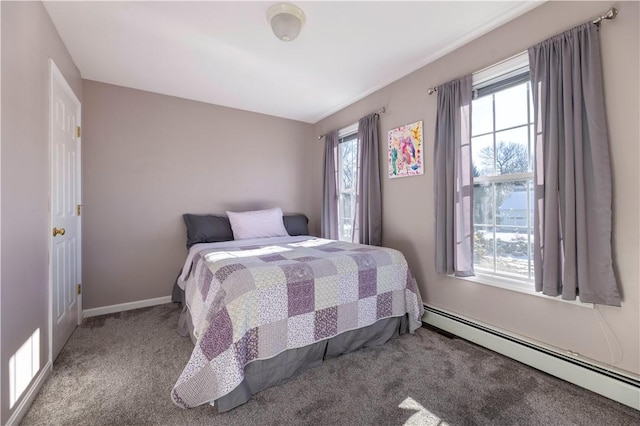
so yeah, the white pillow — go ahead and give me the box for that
[226,207,290,240]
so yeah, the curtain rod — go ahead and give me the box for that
[317,107,386,140]
[426,6,619,96]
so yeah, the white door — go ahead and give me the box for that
[49,59,82,362]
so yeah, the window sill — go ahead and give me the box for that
[451,273,595,309]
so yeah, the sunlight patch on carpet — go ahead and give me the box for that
[399,396,449,426]
[9,328,40,408]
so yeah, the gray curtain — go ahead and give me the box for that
[354,113,382,246]
[434,75,474,277]
[529,22,620,306]
[321,130,339,240]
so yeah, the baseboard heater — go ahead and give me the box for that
[422,304,640,411]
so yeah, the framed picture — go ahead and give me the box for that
[388,120,423,178]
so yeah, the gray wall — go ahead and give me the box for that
[0,2,82,423]
[313,1,640,376]
[81,81,315,309]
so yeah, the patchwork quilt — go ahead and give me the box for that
[172,236,423,408]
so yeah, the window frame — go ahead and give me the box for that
[471,52,535,288]
[336,123,358,242]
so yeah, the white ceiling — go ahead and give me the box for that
[44,1,542,124]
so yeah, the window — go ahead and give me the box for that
[337,125,358,242]
[471,53,534,284]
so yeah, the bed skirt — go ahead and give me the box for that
[176,301,408,412]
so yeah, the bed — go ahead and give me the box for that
[171,210,424,411]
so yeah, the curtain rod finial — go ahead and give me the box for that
[593,7,618,25]
[606,7,618,20]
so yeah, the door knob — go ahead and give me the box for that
[53,227,66,237]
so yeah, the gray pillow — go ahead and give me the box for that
[183,214,234,248]
[283,214,309,236]
[183,213,309,248]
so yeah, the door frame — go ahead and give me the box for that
[48,59,82,365]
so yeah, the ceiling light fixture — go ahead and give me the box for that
[267,3,306,42]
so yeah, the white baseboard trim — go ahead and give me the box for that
[422,304,640,411]
[83,295,173,318]
[6,361,52,426]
